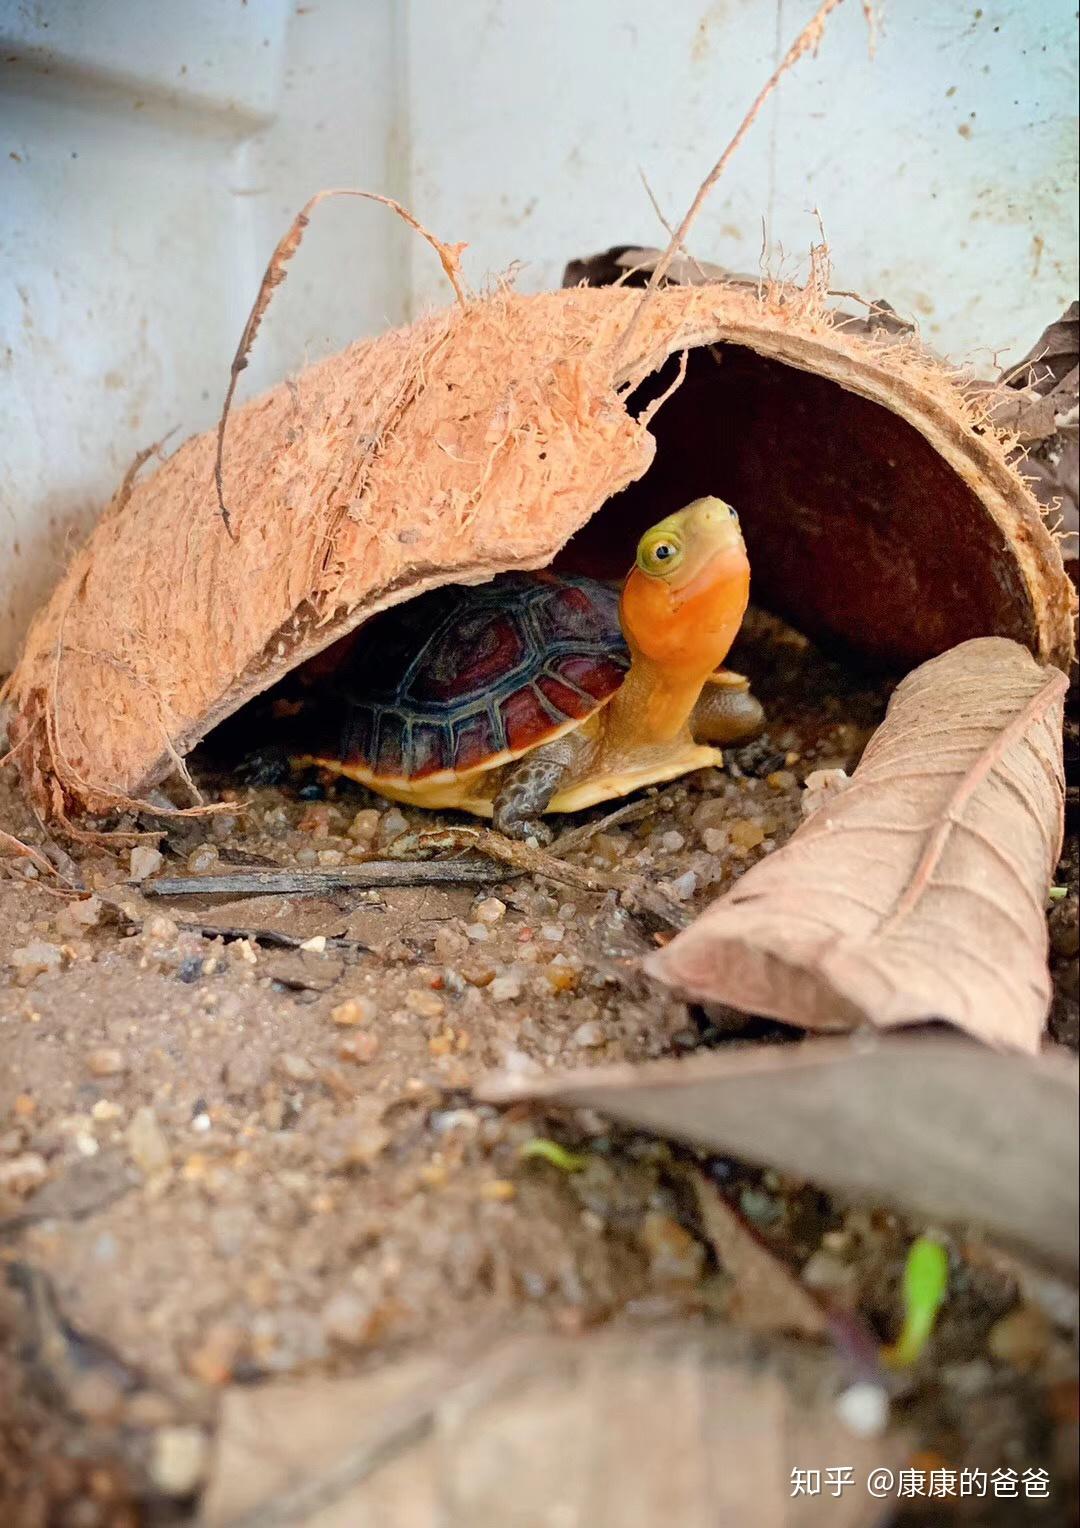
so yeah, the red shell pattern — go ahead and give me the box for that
[329,573,629,779]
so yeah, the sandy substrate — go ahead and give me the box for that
[1,613,1077,1526]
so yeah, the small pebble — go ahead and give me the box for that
[464,923,490,942]
[590,832,626,864]
[9,940,63,981]
[490,973,522,1003]
[339,1031,380,1065]
[276,1053,316,1084]
[693,798,728,833]
[404,989,444,1019]
[835,1382,890,1439]
[341,1119,391,1167]
[801,768,850,817]
[739,1187,782,1227]
[186,844,219,874]
[129,845,165,882]
[188,1323,245,1386]
[728,820,765,851]
[474,896,506,924]
[572,1020,604,1048]
[801,1249,856,1298]
[660,830,685,852]
[347,808,381,844]
[57,895,103,933]
[321,1290,377,1345]
[140,913,180,947]
[434,926,468,962]
[330,997,376,1027]
[377,808,409,845]
[299,935,327,953]
[296,803,334,836]
[539,923,564,944]
[149,1426,209,1497]
[639,1212,705,1286]
[669,870,697,901]
[480,1179,516,1202]
[86,1047,127,1078]
[987,1304,1051,1371]
[702,827,728,854]
[0,1153,48,1195]
[765,770,797,791]
[127,1108,170,1174]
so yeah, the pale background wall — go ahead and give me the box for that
[2,0,1077,670]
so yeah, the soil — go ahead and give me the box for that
[1,611,1077,1526]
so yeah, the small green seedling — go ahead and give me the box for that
[884,1235,950,1368]
[519,1138,589,1173]
[1047,885,1067,903]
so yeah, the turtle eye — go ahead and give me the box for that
[637,531,684,576]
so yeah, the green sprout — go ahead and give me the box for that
[884,1235,950,1368]
[518,1137,589,1173]
[1047,885,1068,903]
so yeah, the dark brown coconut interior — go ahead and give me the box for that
[208,342,1040,759]
[555,345,1038,668]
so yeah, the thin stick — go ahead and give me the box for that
[0,829,63,882]
[637,170,708,283]
[214,188,468,532]
[380,826,624,893]
[613,0,849,372]
[139,861,511,898]
[550,793,661,855]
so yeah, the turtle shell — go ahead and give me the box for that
[325,572,629,782]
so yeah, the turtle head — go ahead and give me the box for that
[620,498,750,676]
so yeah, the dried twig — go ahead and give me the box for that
[549,794,661,855]
[215,189,468,531]
[614,0,850,373]
[380,826,625,893]
[0,828,65,883]
[138,861,510,899]
[637,169,708,283]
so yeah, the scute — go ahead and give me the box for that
[322,572,629,781]
[413,606,527,705]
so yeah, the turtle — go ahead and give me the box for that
[297,497,765,840]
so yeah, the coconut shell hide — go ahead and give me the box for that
[3,279,1075,822]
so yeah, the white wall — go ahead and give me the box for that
[2,0,1077,670]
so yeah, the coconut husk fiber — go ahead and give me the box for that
[2,275,1076,825]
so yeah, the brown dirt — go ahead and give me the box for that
[1,611,1077,1526]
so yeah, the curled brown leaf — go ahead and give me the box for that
[647,638,1067,1052]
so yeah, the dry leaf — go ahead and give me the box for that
[992,302,1079,573]
[202,1328,907,1528]
[646,638,1067,1052]
[691,1172,828,1339]
[479,1032,1079,1272]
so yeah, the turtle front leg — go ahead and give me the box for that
[691,670,765,746]
[491,736,578,843]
